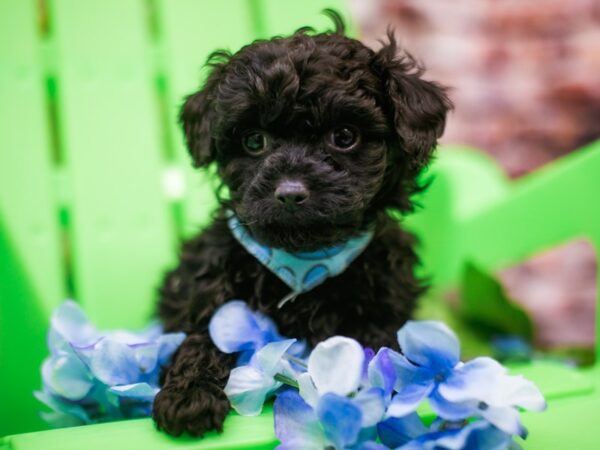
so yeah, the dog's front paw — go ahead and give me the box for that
[152,381,230,437]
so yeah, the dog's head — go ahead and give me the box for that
[181,12,451,252]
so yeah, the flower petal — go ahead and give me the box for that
[354,442,390,450]
[308,336,364,397]
[397,321,460,371]
[109,383,159,400]
[439,357,546,412]
[480,405,527,438]
[317,393,363,449]
[156,332,186,366]
[50,300,100,349]
[131,343,158,374]
[368,347,396,396]
[224,365,278,416]
[253,339,296,375]
[387,350,434,392]
[491,375,546,412]
[42,355,93,400]
[90,338,140,385]
[297,372,319,409]
[208,300,269,353]
[428,388,476,421]
[399,420,513,450]
[274,390,325,450]
[34,390,91,424]
[439,357,506,403]
[377,412,428,448]
[386,382,434,418]
[354,387,386,427]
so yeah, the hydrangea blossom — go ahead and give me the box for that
[384,322,546,438]
[36,300,185,426]
[274,390,384,450]
[224,339,298,415]
[211,300,546,450]
[209,300,306,364]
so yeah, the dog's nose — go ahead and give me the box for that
[275,180,309,210]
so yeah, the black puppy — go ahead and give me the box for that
[153,13,451,437]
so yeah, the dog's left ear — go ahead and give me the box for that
[180,52,229,168]
[373,33,452,173]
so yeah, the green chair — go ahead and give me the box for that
[1,0,599,448]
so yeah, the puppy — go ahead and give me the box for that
[153,12,451,437]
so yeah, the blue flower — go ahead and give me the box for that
[384,321,462,418]
[36,300,185,426]
[384,321,545,439]
[209,300,305,364]
[297,336,365,404]
[397,420,518,450]
[274,389,382,450]
[436,358,546,438]
[224,339,298,415]
[378,414,519,450]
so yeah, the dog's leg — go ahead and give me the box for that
[152,333,235,437]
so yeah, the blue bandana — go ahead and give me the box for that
[227,214,374,307]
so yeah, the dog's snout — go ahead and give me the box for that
[275,179,309,210]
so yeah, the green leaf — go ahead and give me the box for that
[460,261,533,340]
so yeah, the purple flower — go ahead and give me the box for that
[36,300,185,426]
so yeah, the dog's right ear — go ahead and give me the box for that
[179,53,229,167]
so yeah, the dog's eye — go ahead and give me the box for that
[329,126,360,151]
[242,130,267,155]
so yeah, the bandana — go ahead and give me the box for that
[227,214,374,307]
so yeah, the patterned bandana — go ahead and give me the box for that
[227,213,374,307]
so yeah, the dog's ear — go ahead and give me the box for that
[373,33,452,174]
[180,52,229,167]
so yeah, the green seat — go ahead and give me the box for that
[1,0,599,448]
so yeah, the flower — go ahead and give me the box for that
[397,420,519,450]
[378,414,519,450]
[297,336,364,402]
[209,300,305,364]
[436,358,546,437]
[274,389,383,450]
[385,321,545,439]
[36,300,185,426]
[224,339,298,415]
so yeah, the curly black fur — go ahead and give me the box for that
[153,12,452,437]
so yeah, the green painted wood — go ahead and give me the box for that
[0,0,63,436]
[459,140,600,359]
[1,406,277,450]
[0,0,64,319]
[404,146,511,285]
[50,0,175,328]
[156,0,254,237]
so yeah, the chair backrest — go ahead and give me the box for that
[405,141,600,363]
[0,0,352,436]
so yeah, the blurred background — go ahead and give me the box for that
[350,0,600,358]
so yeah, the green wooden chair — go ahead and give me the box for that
[1,0,599,448]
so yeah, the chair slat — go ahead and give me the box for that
[0,0,64,435]
[156,0,254,236]
[50,0,175,328]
